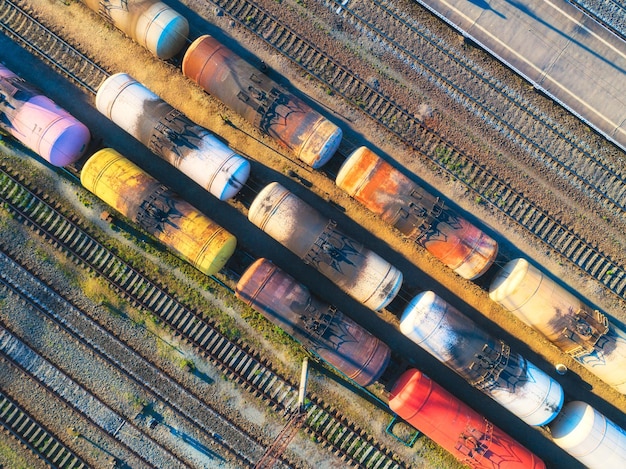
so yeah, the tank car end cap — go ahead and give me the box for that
[144,4,189,59]
[216,157,251,201]
[489,258,540,311]
[299,120,342,169]
[335,146,373,194]
[47,121,91,167]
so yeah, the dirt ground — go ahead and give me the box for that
[4,0,626,467]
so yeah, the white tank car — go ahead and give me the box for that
[248,182,403,311]
[400,291,563,426]
[548,401,626,468]
[490,258,626,393]
[82,0,188,59]
[96,73,250,201]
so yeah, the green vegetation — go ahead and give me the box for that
[0,431,42,468]
[127,393,148,412]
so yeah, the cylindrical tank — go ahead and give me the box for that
[548,401,626,468]
[236,258,390,386]
[95,73,250,201]
[400,291,563,426]
[336,147,497,279]
[182,35,342,168]
[0,64,90,166]
[490,258,626,393]
[81,148,235,275]
[248,182,403,311]
[389,369,546,469]
[82,0,188,59]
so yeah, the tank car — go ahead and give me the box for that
[548,401,626,468]
[400,291,563,426]
[82,0,188,59]
[248,182,403,311]
[490,258,626,393]
[81,148,236,275]
[182,35,342,168]
[95,73,250,201]
[336,147,497,280]
[0,64,90,167]
[236,258,390,386]
[389,369,546,469]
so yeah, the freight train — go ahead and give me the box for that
[8,77,625,469]
[7,1,626,467]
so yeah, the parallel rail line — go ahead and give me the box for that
[0,323,178,469]
[0,158,403,468]
[207,0,626,300]
[1,0,624,301]
[0,245,262,468]
[570,0,626,42]
[0,390,87,469]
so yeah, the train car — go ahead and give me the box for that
[489,258,626,393]
[247,182,403,311]
[95,73,250,201]
[548,400,626,468]
[400,291,563,426]
[389,369,546,469]
[335,147,497,279]
[82,0,188,59]
[236,258,390,386]
[0,64,90,167]
[182,35,342,169]
[81,148,236,276]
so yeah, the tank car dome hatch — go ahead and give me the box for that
[490,258,626,393]
[235,258,391,386]
[335,147,497,280]
[400,291,563,426]
[81,148,236,276]
[247,182,403,311]
[96,73,250,201]
[388,369,546,469]
[82,0,189,59]
[0,64,90,167]
[548,401,626,468]
[182,35,342,168]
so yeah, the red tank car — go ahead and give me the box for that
[236,258,390,386]
[182,35,342,168]
[336,147,497,280]
[389,369,546,469]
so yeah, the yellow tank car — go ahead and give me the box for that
[81,148,236,276]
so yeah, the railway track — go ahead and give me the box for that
[0,0,623,341]
[0,322,181,468]
[0,245,267,468]
[0,0,624,310]
[202,0,626,299]
[0,159,404,467]
[570,0,626,42]
[0,390,87,469]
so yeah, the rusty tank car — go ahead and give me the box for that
[182,35,342,168]
[81,148,236,276]
[247,182,403,311]
[336,147,497,280]
[236,258,390,386]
